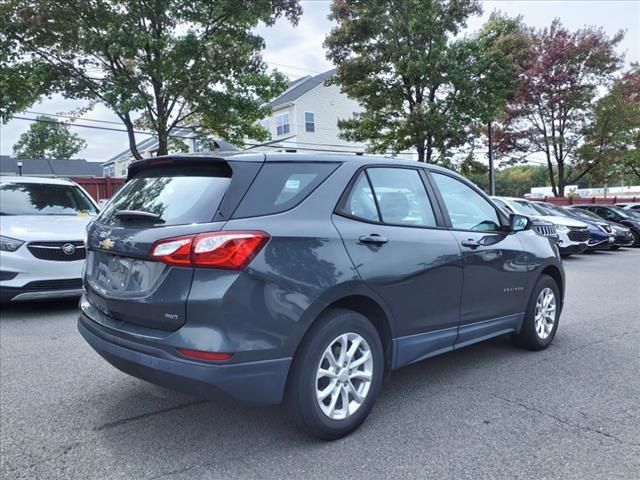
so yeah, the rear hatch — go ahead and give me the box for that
[84,156,262,331]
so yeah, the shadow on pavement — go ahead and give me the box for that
[0,298,80,319]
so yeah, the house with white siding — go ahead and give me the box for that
[103,68,411,177]
[254,69,366,155]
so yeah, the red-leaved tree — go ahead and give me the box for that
[495,19,624,196]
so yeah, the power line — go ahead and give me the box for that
[12,114,546,162]
[25,110,124,126]
[11,115,194,139]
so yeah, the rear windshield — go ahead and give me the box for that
[232,162,339,218]
[98,165,231,226]
[0,182,97,216]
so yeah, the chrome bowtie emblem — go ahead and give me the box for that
[61,243,76,256]
[100,238,114,250]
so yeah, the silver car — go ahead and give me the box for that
[0,176,98,302]
[492,197,591,256]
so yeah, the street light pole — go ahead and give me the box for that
[17,160,23,176]
[488,121,495,196]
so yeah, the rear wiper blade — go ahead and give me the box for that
[114,210,165,223]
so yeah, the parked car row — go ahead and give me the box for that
[491,196,640,256]
[2,175,638,305]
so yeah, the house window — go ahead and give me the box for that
[276,113,290,136]
[304,112,315,133]
[260,118,270,132]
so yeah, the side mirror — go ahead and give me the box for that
[510,214,530,232]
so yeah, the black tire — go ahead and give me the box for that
[610,245,620,251]
[512,275,561,351]
[287,308,384,440]
[631,230,640,247]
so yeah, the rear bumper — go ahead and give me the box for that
[78,313,292,405]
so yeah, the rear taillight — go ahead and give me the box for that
[150,231,269,270]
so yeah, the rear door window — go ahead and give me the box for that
[232,162,339,218]
[98,165,231,226]
[338,172,380,222]
[367,168,437,227]
[337,167,437,227]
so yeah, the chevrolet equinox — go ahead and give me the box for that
[79,153,565,440]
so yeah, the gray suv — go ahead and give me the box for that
[79,153,565,439]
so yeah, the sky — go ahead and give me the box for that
[1,0,638,163]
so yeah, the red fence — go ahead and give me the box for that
[532,196,639,206]
[73,177,125,201]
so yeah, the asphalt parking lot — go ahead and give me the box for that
[1,249,639,480]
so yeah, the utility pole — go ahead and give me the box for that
[488,121,495,195]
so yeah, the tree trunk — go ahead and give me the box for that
[156,129,168,157]
[417,143,425,163]
[425,136,433,163]
[545,152,558,197]
[119,112,142,161]
[488,121,495,195]
[557,161,565,197]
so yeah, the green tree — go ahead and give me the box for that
[494,165,548,197]
[579,66,640,182]
[0,34,61,123]
[472,13,530,125]
[325,0,484,163]
[495,20,624,196]
[1,0,301,159]
[13,116,87,159]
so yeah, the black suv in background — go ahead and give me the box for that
[79,153,565,439]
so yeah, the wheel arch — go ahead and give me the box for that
[539,264,564,304]
[292,285,396,375]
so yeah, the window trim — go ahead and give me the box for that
[304,111,315,133]
[425,170,509,233]
[334,164,448,230]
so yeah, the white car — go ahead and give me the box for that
[0,176,99,302]
[492,196,590,256]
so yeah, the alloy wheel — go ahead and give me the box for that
[315,332,374,420]
[534,287,557,339]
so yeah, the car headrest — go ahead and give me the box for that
[378,192,410,223]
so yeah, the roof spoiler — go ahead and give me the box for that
[126,152,260,180]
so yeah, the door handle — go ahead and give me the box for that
[359,234,388,245]
[461,239,480,249]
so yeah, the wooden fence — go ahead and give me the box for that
[73,177,126,201]
[532,196,639,206]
